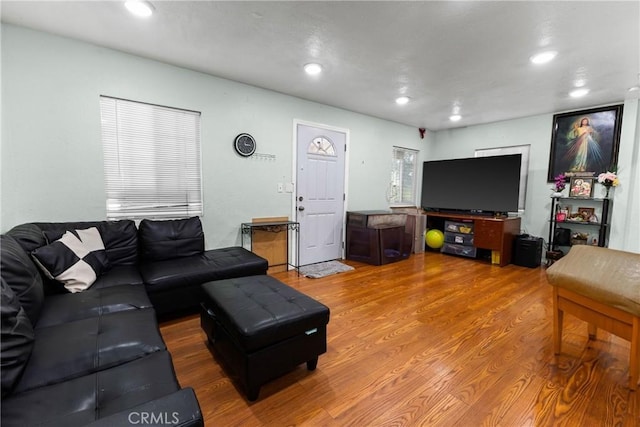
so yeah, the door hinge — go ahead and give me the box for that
[344,144,347,152]
[343,193,346,201]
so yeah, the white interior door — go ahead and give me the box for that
[296,123,346,266]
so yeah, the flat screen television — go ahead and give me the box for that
[421,154,521,215]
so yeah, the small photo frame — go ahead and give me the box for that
[569,177,594,198]
[577,207,595,219]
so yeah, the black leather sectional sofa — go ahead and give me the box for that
[0,217,268,426]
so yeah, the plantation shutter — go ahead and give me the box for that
[100,96,202,219]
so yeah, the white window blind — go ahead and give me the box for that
[100,96,202,220]
[389,146,418,205]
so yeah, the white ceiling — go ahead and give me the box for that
[2,1,639,130]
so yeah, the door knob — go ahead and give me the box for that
[298,206,305,211]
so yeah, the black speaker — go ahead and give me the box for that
[514,236,543,268]
[554,228,571,246]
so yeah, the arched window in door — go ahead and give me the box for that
[308,136,336,156]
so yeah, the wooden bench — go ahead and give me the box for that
[546,245,640,390]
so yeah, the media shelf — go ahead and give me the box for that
[548,196,611,249]
[426,212,521,267]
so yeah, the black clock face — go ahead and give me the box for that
[234,133,256,157]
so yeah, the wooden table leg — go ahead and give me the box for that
[631,317,639,391]
[588,323,597,340]
[553,286,563,355]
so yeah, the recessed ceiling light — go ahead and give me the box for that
[395,96,410,105]
[449,114,462,122]
[125,0,154,18]
[304,63,323,75]
[529,50,557,65]
[569,88,590,98]
[628,86,640,92]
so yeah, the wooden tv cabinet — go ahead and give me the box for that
[426,212,521,267]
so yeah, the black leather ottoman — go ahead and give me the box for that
[200,275,330,401]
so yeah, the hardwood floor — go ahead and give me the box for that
[160,252,640,426]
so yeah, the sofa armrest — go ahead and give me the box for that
[85,388,203,427]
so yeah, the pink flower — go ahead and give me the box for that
[597,171,619,187]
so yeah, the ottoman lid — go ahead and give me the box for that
[202,275,330,352]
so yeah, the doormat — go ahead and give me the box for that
[299,260,354,279]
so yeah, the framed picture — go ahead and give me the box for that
[569,177,594,198]
[577,207,595,219]
[547,105,624,182]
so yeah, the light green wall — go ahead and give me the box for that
[1,24,428,248]
[5,24,636,254]
[432,100,640,253]
[613,100,640,253]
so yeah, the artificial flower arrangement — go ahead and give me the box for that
[551,173,567,193]
[597,168,620,198]
[597,170,620,188]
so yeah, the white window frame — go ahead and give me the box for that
[100,96,203,220]
[475,144,530,212]
[389,146,418,206]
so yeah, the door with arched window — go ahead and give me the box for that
[296,123,347,266]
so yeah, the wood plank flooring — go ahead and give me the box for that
[160,252,640,426]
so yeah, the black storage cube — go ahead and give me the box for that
[514,236,543,268]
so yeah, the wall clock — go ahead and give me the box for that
[234,133,256,157]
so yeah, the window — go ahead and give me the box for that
[389,146,418,205]
[100,96,202,220]
[308,136,336,156]
[475,145,530,212]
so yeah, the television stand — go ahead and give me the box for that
[426,212,521,267]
